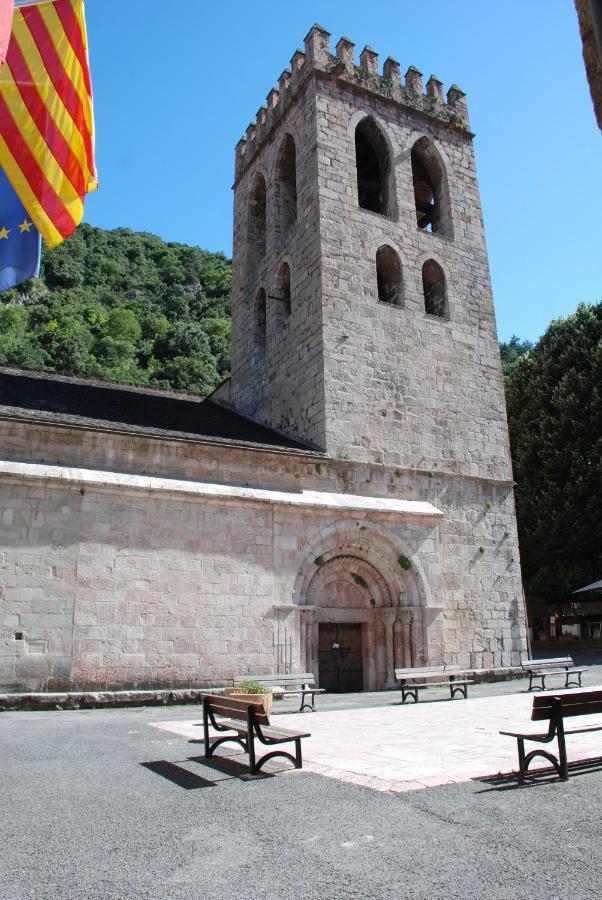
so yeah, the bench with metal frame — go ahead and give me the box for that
[500,688,602,781]
[521,656,587,692]
[395,666,473,703]
[201,693,311,775]
[233,673,324,712]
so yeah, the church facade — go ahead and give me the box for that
[0,26,528,693]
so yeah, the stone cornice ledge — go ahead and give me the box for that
[0,460,443,518]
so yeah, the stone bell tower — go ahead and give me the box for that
[224,24,513,487]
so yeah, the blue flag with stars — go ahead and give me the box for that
[0,166,42,293]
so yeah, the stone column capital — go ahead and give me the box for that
[379,609,397,626]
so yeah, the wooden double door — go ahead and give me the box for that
[318,623,364,693]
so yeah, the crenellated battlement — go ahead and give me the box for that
[235,24,471,180]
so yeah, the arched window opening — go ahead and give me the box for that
[254,288,266,351]
[247,173,266,279]
[355,117,395,217]
[275,135,297,239]
[376,246,403,306]
[271,262,291,332]
[422,260,448,318]
[411,137,452,237]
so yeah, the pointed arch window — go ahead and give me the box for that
[422,260,448,318]
[272,262,291,332]
[376,246,403,306]
[355,117,396,218]
[247,172,266,279]
[411,137,453,238]
[275,134,297,240]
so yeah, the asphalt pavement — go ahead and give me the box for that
[2,679,602,899]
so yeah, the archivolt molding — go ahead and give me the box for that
[305,554,393,609]
[292,519,434,610]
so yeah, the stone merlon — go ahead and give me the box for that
[235,26,471,179]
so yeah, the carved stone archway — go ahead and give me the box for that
[299,552,430,691]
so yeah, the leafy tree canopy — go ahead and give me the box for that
[499,334,533,377]
[505,302,602,600]
[0,223,231,395]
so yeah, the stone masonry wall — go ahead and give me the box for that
[228,65,326,447]
[316,73,513,480]
[0,421,527,690]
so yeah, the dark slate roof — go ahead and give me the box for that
[0,367,317,454]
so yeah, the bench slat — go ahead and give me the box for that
[201,693,270,725]
[400,679,473,689]
[395,667,462,678]
[521,657,574,669]
[532,693,602,721]
[217,719,310,740]
[234,673,316,685]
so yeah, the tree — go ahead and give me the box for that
[505,302,602,599]
[499,335,532,377]
[0,223,232,395]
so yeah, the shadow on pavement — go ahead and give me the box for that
[188,754,278,781]
[475,755,602,792]
[141,759,216,789]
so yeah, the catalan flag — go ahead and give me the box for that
[0,0,96,248]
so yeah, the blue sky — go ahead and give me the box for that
[83,0,600,343]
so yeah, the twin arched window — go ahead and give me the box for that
[376,245,403,306]
[247,172,266,281]
[411,137,452,237]
[375,248,448,318]
[254,263,292,353]
[355,117,396,217]
[422,259,448,318]
[355,120,453,240]
[247,134,297,286]
[275,135,297,238]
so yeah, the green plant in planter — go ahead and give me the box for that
[235,680,271,695]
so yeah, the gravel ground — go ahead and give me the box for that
[2,681,602,900]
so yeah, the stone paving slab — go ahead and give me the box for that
[152,686,602,794]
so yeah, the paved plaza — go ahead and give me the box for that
[2,670,602,899]
[154,688,602,794]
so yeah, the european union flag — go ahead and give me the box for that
[0,166,41,293]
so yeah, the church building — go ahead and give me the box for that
[0,26,528,693]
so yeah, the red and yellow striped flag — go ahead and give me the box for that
[0,0,96,247]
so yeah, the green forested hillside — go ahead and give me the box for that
[0,222,535,395]
[0,224,231,395]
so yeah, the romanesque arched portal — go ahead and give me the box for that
[292,522,444,691]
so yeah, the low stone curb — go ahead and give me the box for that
[0,687,224,712]
[0,667,526,711]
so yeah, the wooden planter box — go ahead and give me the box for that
[223,688,273,717]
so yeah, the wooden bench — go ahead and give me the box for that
[200,693,311,775]
[521,657,587,692]
[395,666,473,703]
[501,688,602,781]
[233,673,324,712]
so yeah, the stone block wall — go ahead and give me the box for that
[0,421,527,691]
[316,73,512,479]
